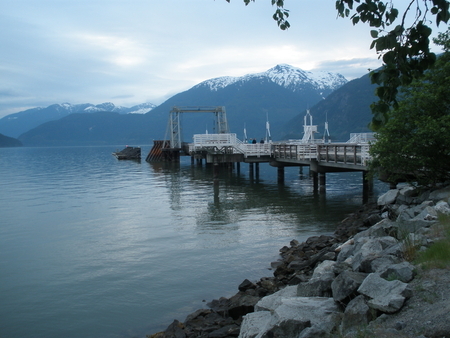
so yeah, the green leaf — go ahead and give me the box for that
[370,30,378,38]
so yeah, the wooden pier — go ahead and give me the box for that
[146,106,375,197]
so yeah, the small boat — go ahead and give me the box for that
[112,146,141,160]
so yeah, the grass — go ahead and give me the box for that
[414,214,450,269]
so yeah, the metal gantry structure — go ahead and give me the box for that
[164,106,229,150]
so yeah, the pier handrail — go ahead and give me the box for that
[346,133,376,144]
[188,132,372,167]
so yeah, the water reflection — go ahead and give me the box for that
[146,159,382,236]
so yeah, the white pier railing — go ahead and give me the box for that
[188,133,373,167]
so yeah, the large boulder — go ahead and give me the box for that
[339,295,374,335]
[241,283,343,338]
[357,273,412,313]
[331,271,368,303]
[378,189,400,206]
[429,185,450,202]
[435,200,450,215]
[297,260,336,297]
[351,236,398,272]
[379,261,416,283]
[255,285,297,312]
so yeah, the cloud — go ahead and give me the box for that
[0,1,400,118]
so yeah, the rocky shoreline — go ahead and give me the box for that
[149,185,450,338]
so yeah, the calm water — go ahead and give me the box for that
[0,146,386,338]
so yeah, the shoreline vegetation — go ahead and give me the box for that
[147,184,450,338]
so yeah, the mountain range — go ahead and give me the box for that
[0,64,377,147]
[0,102,156,139]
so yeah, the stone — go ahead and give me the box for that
[239,279,257,292]
[379,261,416,283]
[429,185,450,202]
[435,200,450,215]
[336,240,356,262]
[351,237,398,272]
[258,277,278,294]
[370,255,402,273]
[311,259,336,279]
[238,311,275,338]
[357,273,412,313]
[226,293,261,320]
[297,260,335,297]
[378,189,400,206]
[184,308,212,323]
[331,270,368,303]
[404,232,429,248]
[365,213,383,227]
[163,320,186,338]
[340,295,373,334]
[209,324,240,338]
[413,206,438,221]
[297,277,333,297]
[242,295,342,338]
[255,285,297,312]
[353,219,390,240]
[396,207,416,222]
[390,220,435,240]
[274,297,342,336]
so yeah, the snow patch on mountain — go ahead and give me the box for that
[196,64,347,92]
[127,103,156,114]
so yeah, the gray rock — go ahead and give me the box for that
[412,200,435,215]
[164,320,186,338]
[353,219,390,240]
[255,285,297,312]
[239,279,257,292]
[351,237,398,272]
[357,273,412,313]
[297,260,336,297]
[379,261,416,283]
[331,270,368,303]
[209,324,240,338]
[238,311,275,338]
[378,189,400,206]
[340,295,374,335]
[413,206,438,221]
[240,297,342,338]
[274,298,341,336]
[336,240,356,262]
[297,277,333,298]
[369,255,402,274]
[429,185,450,202]
[435,200,450,215]
[390,220,435,240]
[396,207,416,222]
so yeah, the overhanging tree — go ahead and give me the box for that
[226,0,450,128]
[369,29,450,187]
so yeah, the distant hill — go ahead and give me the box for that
[277,73,377,142]
[15,64,351,146]
[0,102,155,139]
[0,133,22,147]
[18,112,153,147]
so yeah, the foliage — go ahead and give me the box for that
[227,0,450,128]
[415,214,450,268]
[369,29,450,187]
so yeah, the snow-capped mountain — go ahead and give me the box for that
[196,64,347,93]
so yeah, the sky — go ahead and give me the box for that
[0,1,446,119]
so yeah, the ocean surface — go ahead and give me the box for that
[0,145,387,338]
